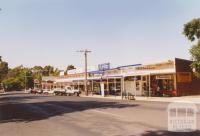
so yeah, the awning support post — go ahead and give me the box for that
[149,74,151,97]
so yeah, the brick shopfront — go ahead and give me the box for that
[121,58,200,97]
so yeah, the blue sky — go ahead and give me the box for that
[0,0,200,69]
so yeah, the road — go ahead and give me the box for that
[0,92,200,136]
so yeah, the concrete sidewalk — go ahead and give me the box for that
[80,94,123,100]
[135,96,200,104]
[81,94,200,104]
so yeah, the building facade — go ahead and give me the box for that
[41,58,200,97]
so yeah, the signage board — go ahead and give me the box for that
[156,75,172,80]
[135,60,174,71]
[126,76,141,81]
[98,63,110,71]
[177,72,192,83]
[59,71,65,76]
[67,69,77,75]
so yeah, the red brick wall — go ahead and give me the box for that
[175,58,200,96]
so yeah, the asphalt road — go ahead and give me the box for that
[0,92,200,136]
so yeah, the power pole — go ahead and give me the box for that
[77,49,91,96]
[24,71,31,92]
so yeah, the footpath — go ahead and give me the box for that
[81,94,200,104]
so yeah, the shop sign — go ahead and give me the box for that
[177,72,192,83]
[98,63,110,71]
[135,60,174,71]
[126,76,141,81]
[67,69,77,75]
[156,75,172,80]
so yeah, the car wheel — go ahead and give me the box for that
[74,92,78,96]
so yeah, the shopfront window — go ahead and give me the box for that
[151,74,175,96]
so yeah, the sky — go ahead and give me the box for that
[0,0,200,70]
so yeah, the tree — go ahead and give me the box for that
[43,65,60,76]
[52,68,60,76]
[189,41,200,77]
[183,18,200,77]
[64,65,76,75]
[2,66,34,91]
[31,66,44,81]
[2,77,22,91]
[43,65,54,76]
[0,56,8,82]
[183,18,200,42]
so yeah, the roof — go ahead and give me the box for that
[88,70,104,74]
[42,76,56,81]
[116,64,142,69]
[88,64,142,74]
[105,64,142,71]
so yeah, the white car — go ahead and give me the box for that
[65,86,80,96]
[53,86,80,96]
[43,89,55,95]
[54,88,66,95]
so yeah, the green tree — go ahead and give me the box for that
[52,68,60,76]
[42,65,60,76]
[0,56,9,82]
[189,41,200,77]
[183,18,200,77]
[183,18,200,42]
[43,65,54,76]
[64,65,76,75]
[2,66,34,91]
[31,66,44,81]
[2,77,22,91]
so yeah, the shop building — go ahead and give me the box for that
[41,58,200,97]
[120,58,200,97]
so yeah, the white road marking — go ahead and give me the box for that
[90,109,123,119]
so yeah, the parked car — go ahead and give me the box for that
[43,89,55,95]
[36,89,43,94]
[65,86,80,96]
[30,88,43,94]
[54,88,66,96]
[54,86,81,96]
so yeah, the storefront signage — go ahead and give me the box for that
[156,75,172,80]
[98,63,110,71]
[135,60,174,71]
[177,72,192,83]
[125,76,141,81]
[67,69,77,75]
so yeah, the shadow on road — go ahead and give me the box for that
[141,130,200,136]
[0,95,138,123]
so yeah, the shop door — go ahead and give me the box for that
[134,81,142,96]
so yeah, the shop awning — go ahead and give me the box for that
[102,75,123,79]
[123,68,176,77]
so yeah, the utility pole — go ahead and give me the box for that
[25,71,26,92]
[24,71,32,92]
[77,49,91,96]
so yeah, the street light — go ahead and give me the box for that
[77,49,91,96]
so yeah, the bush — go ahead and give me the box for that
[2,77,23,91]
